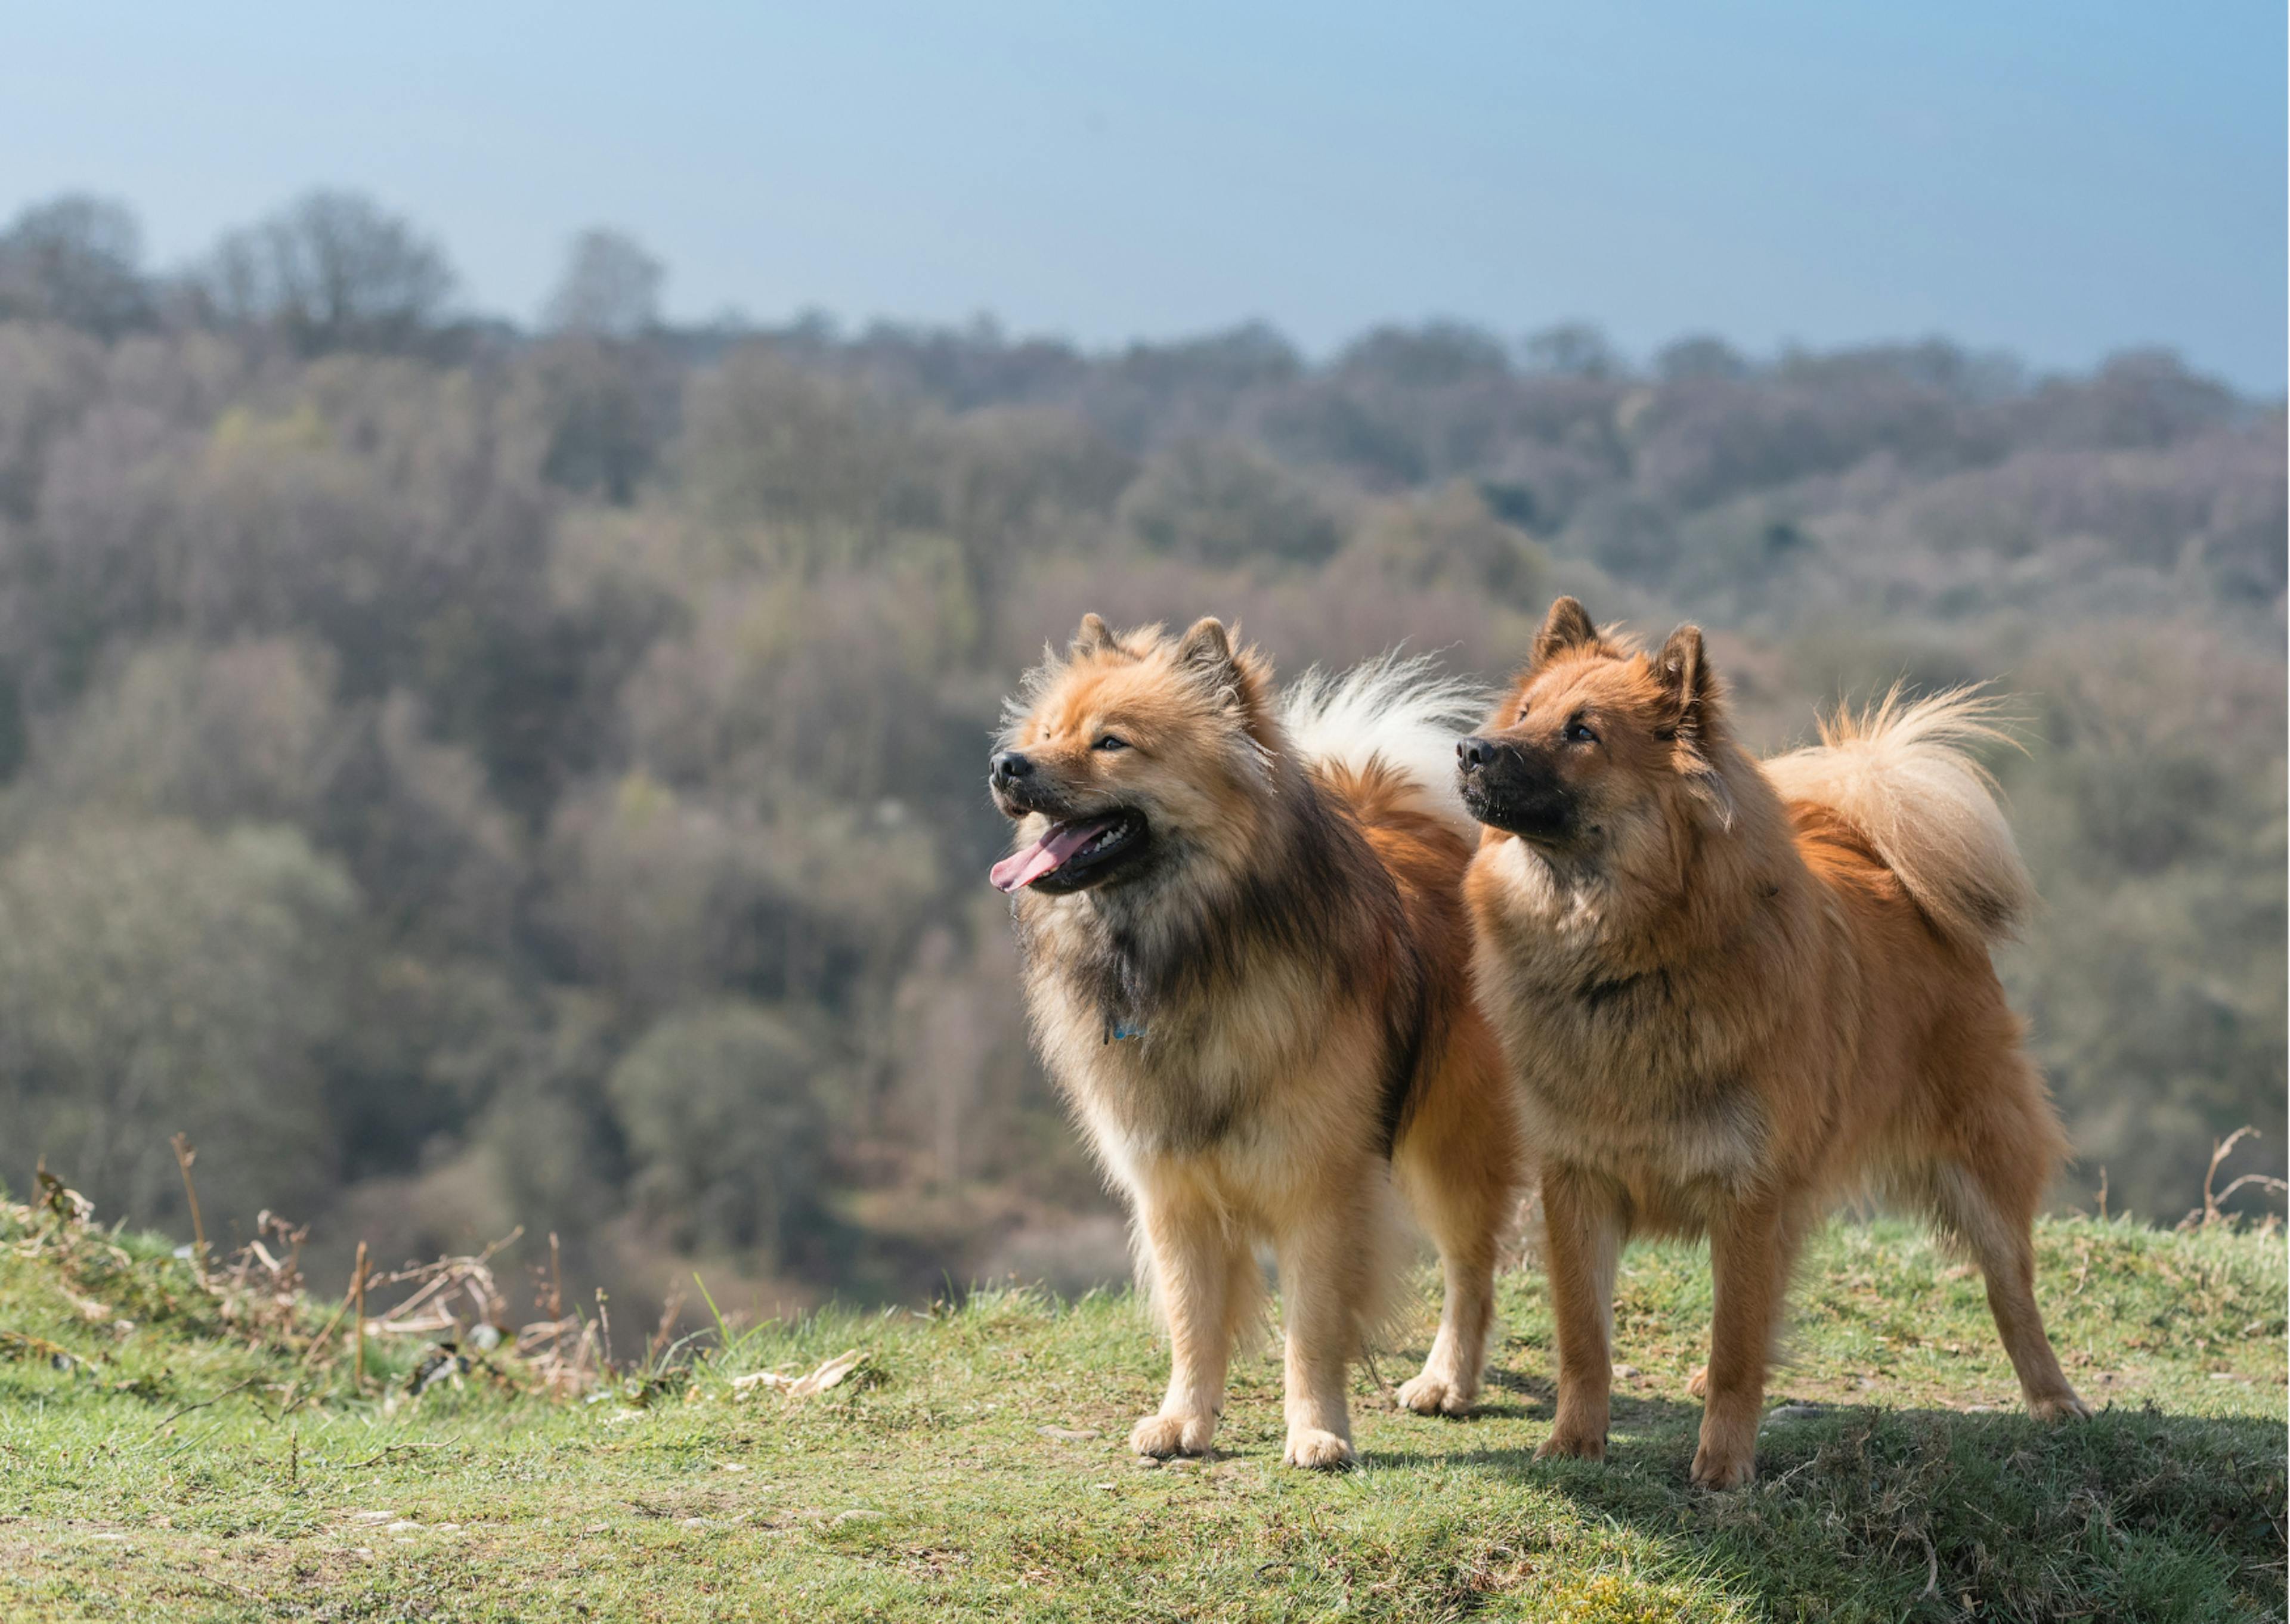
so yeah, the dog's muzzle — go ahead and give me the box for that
[1457,736,1576,841]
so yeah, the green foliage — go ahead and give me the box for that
[1995,633,2288,1219]
[606,1002,830,1260]
[0,819,354,1226]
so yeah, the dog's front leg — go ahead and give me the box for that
[1691,1195,1799,1490]
[1129,1189,1232,1458]
[1535,1160,1621,1462]
[1273,1200,1364,1469]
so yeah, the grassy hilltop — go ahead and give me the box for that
[2,1191,2282,1623]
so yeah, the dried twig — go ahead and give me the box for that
[346,1441,457,1470]
[151,1375,262,1431]
[646,1284,688,1366]
[170,1135,208,1281]
[352,1242,369,1390]
[730,1348,866,1399]
[2181,1128,2288,1229]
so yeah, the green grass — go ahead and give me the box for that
[1,1200,2281,1622]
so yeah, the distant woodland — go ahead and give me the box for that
[0,190,2279,1319]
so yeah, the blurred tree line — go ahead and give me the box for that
[0,188,2278,1318]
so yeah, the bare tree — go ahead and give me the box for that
[1654,334,1750,383]
[1520,320,1621,379]
[0,194,151,337]
[543,228,663,338]
[199,190,456,354]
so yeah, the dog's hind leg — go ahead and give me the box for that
[1919,1120,2090,1423]
[1392,1066,1521,1417]
[1129,1185,1245,1458]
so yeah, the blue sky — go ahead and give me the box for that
[2,2,2281,390]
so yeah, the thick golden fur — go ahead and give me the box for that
[1460,597,2088,1490]
[992,615,1526,1469]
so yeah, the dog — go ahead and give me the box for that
[989,614,1527,1468]
[1458,597,2089,1489]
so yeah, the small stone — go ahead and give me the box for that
[1038,1426,1101,1442]
[1132,1456,1163,1470]
[1614,1365,1641,1380]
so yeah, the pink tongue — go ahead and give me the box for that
[990,819,1115,892]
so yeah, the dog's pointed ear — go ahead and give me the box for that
[1175,616,1237,678]
[1070,613,1121,659]
[1533,597,1600,667]
[1655,624,1719,736]
[1175,616,1275,731]
[1656,624,1732,827]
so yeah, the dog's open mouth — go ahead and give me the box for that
[990,810,1149,894]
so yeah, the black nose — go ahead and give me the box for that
[990,751,1032,789]
[1457,737,1499,770]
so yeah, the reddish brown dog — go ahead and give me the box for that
[1459,597,2088,1489]
[991,616,1526,1468]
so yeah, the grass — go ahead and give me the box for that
[1,1194,2281,1622]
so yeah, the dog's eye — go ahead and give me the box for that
[1093,734,1129,752]
[1565,718,1598,745]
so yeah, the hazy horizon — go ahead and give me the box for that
[2,3,2281,393]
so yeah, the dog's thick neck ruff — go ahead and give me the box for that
[1017,752,1371,1041]
[1481,791,1777,996]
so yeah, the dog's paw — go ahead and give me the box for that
[1689,1443,1756,1490]
[1685,1364,1709,1399]
[1282,1427,1355,1470]
[1396,1370,1476,1417]
[1534,1428,1606,1463]
[2028,1391,2093,1423]
[1128,1411,1215,1458]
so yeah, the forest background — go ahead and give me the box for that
[0,190,2278,1324]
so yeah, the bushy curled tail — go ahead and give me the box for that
[1762,686,2035,950]
[1280,652,1486,840]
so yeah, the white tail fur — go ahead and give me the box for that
[1762,687,2035,949]
[1279,652,1487,839]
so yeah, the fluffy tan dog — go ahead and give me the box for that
[989,615,1526,1468]
[1458,597,2088,1489]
